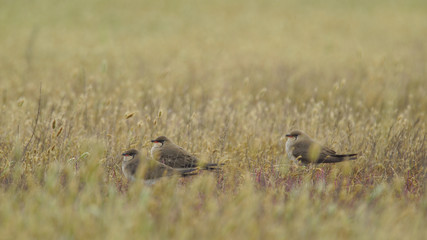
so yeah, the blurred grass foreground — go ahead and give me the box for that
[0,0,426,239]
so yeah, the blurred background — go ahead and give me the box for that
[1,0,426,106]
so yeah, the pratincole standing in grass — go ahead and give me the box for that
[121,149,198,185]
[150,136,224,169]
[285,130,357,164]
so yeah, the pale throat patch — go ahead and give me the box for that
[151,144,162,159]
[123,155,133,162]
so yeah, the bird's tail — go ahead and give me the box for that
[177,168,200,177]
[202,163,226,170]
[319,154,357,163]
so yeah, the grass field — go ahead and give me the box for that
[1,0,426,239]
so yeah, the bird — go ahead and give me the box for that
[150,136,223,169]
[121,149,198,184]
[285,130,357,164]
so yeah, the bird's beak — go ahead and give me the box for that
[285,134,292,138]
[122,153,128,156]
[151,140,158,143]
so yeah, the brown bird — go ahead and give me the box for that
[121,149,198,184]
[285,130,357,164]
[150,136,223,169]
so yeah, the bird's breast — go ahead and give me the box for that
[151,146,161,160]
[121,161,126,176]
[285,139,296,161]
[122,161,131,180]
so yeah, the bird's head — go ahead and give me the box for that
[122,149,139,161]
[285,130,307,141]
[151,136,170,147]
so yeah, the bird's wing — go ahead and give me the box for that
[159,144,199,168]
[143,160,175,179]
[291,141,313,164]
[143,160,199,180]
[320,146,336,157]
[292,141,336,164]
[316,146,337,163]
[126,158,140,175]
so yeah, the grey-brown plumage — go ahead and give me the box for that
[285,130,357,164]
[150,136,223,169]
[121,149,198,183]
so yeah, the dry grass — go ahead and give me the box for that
[0,0,426,239]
